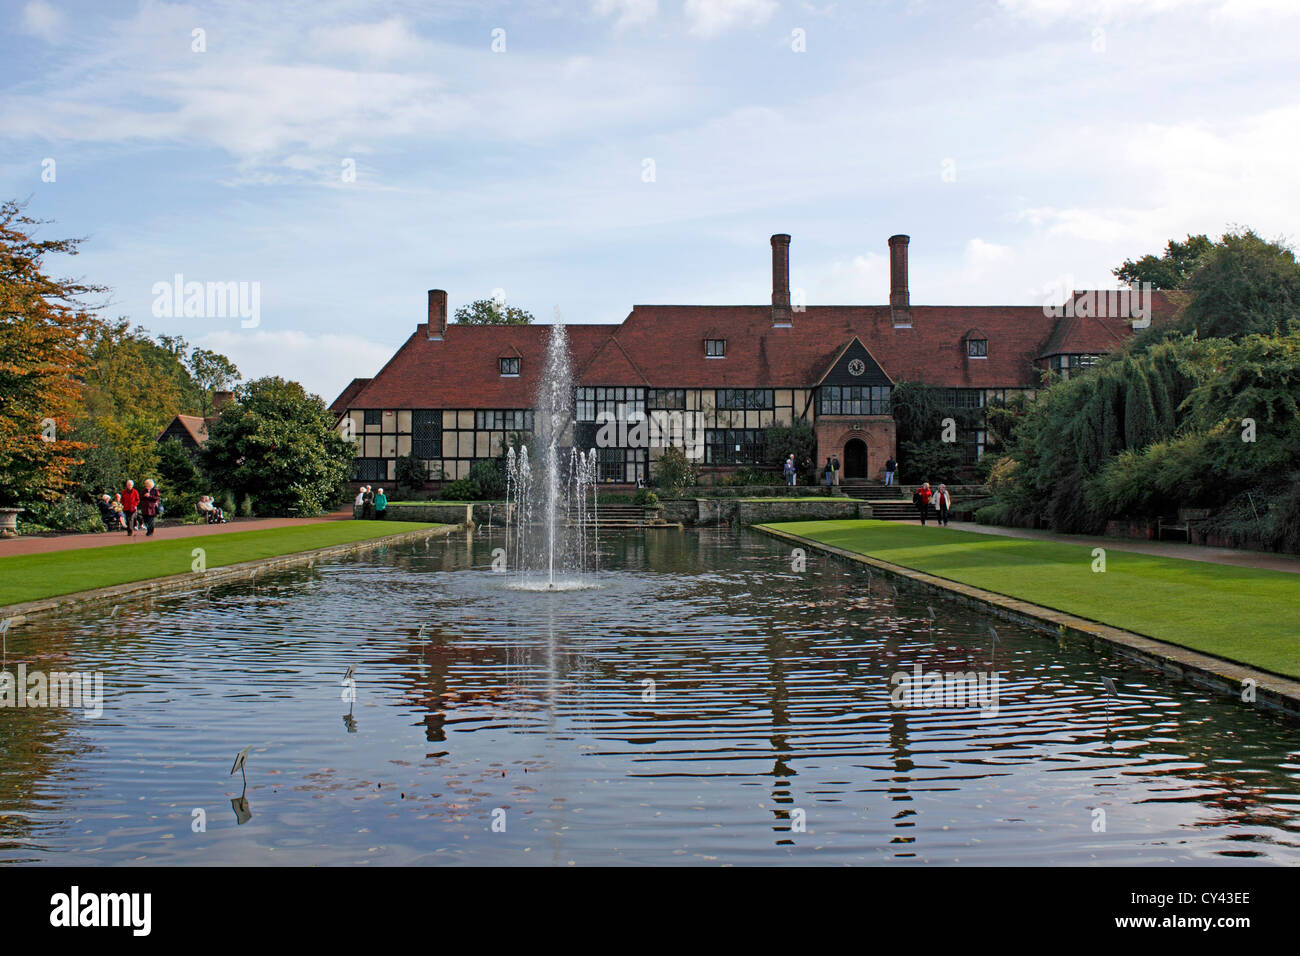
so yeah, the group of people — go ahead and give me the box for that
[353,485,388,519]
[96,479,163,537]
[96,482,230,534]
[197,495,228,524]
[912,482,953,526]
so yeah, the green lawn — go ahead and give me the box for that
[0,521,440,607]
[762,519,1300,678]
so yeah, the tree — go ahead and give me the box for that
[156,437,203,515]
[0,200,101,506]
[1114,234,1213,289]
[1122,362,1158,450]
[187,348,241,414]
[75,319,210,487]
[395,452,427,496]
[454,298,535,325]
[1179,230,1300,340]
[201,377,353,516]
[763,419,817,480]
[652,446,697,493]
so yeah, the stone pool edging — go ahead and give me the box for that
[0,524,459,627]
[754,524,1300,720]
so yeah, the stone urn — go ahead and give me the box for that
[0,507,24,538]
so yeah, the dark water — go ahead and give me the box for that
[1,528,1298,865]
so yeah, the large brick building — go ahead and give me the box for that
[332,234,1177,486]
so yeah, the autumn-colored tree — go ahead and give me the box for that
[0,200,101,506]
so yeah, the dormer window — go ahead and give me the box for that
[705,339,726,358]
[967,338,988,358]
[499,357,520,376]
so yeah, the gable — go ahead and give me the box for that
[818,337,892,387]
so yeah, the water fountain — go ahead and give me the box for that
[501,319,600,589]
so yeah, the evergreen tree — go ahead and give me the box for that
[1123,365,1158,450]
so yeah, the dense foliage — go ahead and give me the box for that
[0,200,100,506]
[201,377,353,516]
[763,420,817,482]
[453,298,535,325]
[651,446,697,493]
[982,229,1300,551]
[890,381,974,483]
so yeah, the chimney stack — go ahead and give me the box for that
[427,289,447,340]
[771,234,792,327]
[888,234,911,327]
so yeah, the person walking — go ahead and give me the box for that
[140,479,161,536]
[831,455,841,487]
[913,481,933,525]
[935,483,952,527]
[884,456,897,487]
[353,486,366,516]
[120,479,140,536]
[824,458,834,489]
[374,487,388,519]
[784,455,797,487]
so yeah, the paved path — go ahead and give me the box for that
[931,519,1300,574]
[0,510,354,557]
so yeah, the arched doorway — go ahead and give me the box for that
[844,438,868,479]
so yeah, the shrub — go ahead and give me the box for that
[652,446,696,494]
[633,488,659,506]
[439,478,479,501]
[395,453,428,494]
[16,495,103,534]
[468,459,504,499]
[733,466,784,486]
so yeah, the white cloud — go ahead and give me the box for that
[307,18,426,63]
[997,0,1300,21]
[21,0,64,41]
[592,0,659,28]
[193,330,396,404]
[684,0,778,37]
[963,238,1013,275]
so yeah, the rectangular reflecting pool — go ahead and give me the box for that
[2,527,1298,865]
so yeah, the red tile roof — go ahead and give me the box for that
[329,377,371,416]
[156,414,210,446]
[343,294,1181,410]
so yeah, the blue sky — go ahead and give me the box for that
[3,0,1298,401]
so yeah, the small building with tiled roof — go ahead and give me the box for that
[334,234,1179,486]
[155,391,235,453]
[156,414,211,452]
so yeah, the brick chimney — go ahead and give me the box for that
[888,234,911,328]
[427,289,447,340]
[211,389,234,412]
[771,234,792,327]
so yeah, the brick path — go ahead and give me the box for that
[0,510,353,557]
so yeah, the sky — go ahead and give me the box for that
[3,0,1298,402]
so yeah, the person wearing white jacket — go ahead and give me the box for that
[935,483,953,526]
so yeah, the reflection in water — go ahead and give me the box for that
[0,527,1298,865]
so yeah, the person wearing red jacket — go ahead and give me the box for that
[913,481,933,525]
[140,478,161,537]
[120,480,140,536]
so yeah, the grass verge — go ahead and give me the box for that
[762,519,1300,678]
[0,521,440,607]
